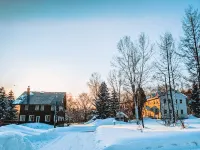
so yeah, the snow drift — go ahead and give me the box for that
[0,132,33,150]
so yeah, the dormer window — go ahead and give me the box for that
[40,105,44,111]
[51,105,54,111]
[35,105,39,111]
[25,105,29,110]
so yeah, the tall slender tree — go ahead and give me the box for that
[87,72,102,106]
[156,32,179,123]
[190,82,200,117]
[110,90,120,117]
[0,87,7,121]
[180,6,200,86]
[108,69,123,106]
[112,33,153,123]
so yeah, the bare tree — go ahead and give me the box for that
[155,32,180,123]
[66,95,80,123]
[77,93,93,122]
[87,72,102,106]
[107,69,123,103]
[137,33,154,87]
[112,33,154,123]
[112,36,139,121]
[120,91,134,119]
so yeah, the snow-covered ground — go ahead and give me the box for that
[0,116,200,150]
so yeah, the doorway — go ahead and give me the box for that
[36,116,40,123]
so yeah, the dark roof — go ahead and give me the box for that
[13,91,65,105]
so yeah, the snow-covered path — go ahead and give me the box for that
[40,132,97,150]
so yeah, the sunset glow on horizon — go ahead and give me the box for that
[0,0,199,97]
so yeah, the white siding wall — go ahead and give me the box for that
[160,91,188,119]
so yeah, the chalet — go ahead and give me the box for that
[13,86,66,125]
[143,90,188,119]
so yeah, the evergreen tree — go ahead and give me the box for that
[8,90,15,100]
[110,90,119,117]
[0,88,17,121]
[5,99,17,121]
[190,82,200,117]
[95,82,111,119]
[6,89,17,120]
[0,87,7,121]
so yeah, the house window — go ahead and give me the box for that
[29,115,34,122]
[180,100,182,104]
[25,105,29,110]
[176,99,177,103]
[20,115,26,121]
[59,106,63,111]
[51,105,54,111]
[40,105,44,111]
[35,105,39,111]
[164,99,166,103]
[181,110,183,114]
[169,110,172,114]
[58,116,64,121]
[177,110,178,114]
[164,110,167,114]
[45,115,51,122]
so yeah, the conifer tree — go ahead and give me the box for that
[0,88,17,121]
[190,82,200,117]
[0,87,7,121]
[5,99,17,120]
[110,90,119,117]
[96,82,110,119]
[8,90,15,100]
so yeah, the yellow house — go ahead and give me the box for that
[143,96,161,119]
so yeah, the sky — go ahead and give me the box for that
[0,0,199,97]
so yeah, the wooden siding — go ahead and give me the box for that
[19,105,65,125]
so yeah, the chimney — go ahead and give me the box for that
[27,86,30,104]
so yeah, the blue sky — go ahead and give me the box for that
[0,0,199,97]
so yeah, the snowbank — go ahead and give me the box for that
[102,130,200,150]
[21,123,53,130]
[0,124,50,136]
[89,118,127,126]
[187,115,199,119]
[0,123,55,149]
[95,117,200,150]
[1,118,200,150]
[0,132,33,150]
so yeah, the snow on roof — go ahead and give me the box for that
[13,91,65,105]
[12,99,23,105]
[116,111,129,118]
